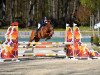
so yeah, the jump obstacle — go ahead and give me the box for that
[0,22,19,62]
[18,42,67,57]
[18,23,100,59]
[65,23,100,60]
[0,22,100,62]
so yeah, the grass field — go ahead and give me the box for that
[0,26,99,31]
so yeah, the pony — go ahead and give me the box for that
[27,20,54,47]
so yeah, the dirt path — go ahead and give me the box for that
[0,58,100,75]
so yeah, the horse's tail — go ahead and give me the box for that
[30,30,36,42]
[27,30,36,47]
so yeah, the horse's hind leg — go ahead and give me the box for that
[27,30,36,47]
[29,30,36,42]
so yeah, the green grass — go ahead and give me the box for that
[54,26,91,31]
[0,26,99,32]
[54,28,65,31]
[0,29,7,31]
[79,26,91,31]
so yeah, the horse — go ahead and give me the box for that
[27,20,54,47]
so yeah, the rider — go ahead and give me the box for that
[35,17,48,37]
[39,17,48,29]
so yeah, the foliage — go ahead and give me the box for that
[80,0,95,12]
[0,41,4,44]
[91,35,99,46]
[14,17,27,28]
[80,0,100,13]
[0,0,100,28]
[75,6,91,25]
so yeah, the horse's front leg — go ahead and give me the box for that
[45,30,54,41]
[49,29,54,37]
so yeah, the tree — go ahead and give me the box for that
[2,0,100,28]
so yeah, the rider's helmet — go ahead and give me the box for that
[44,17,48,23]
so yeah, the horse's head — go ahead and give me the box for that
[47,20,51,24]
[44,20,52,28]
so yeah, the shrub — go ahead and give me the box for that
[92,35,99,46]
[0,41,3,44]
